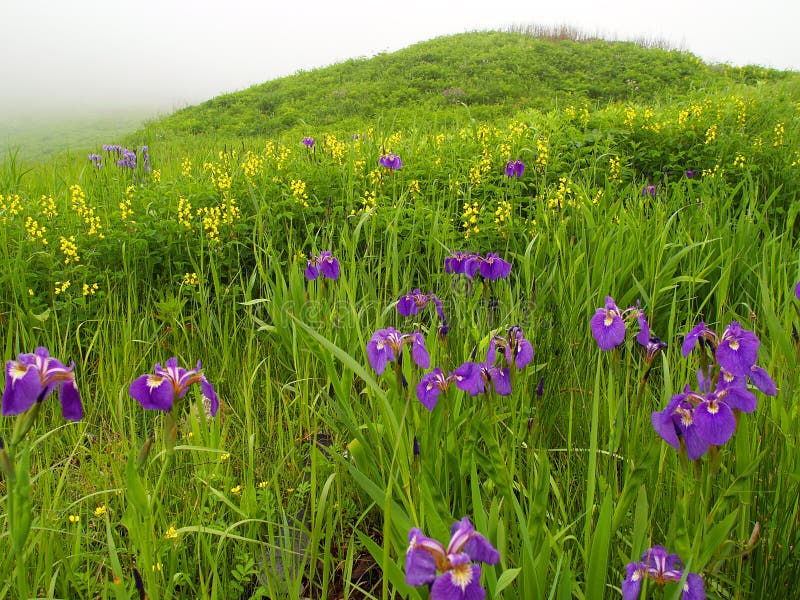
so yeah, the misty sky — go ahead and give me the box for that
[1,0,798,122]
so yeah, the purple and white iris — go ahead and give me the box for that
[622,546,705,600]
[129,357,218,416]
[366,328,430,375]
[405,517,500,600]
[2,347,82,421]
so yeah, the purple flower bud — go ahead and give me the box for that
[378,153,402,170]
[504,159,525,178]
[642,184,657,197]
[301,137,315,148]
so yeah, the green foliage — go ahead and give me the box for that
[0,30,799,599]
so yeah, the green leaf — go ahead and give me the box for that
[495,567,522,595]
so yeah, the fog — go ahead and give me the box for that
[1,0,798,123]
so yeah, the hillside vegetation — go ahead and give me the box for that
[148,30,793,140]
[1,30,799,599]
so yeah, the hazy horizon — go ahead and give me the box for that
[1,0,798,126]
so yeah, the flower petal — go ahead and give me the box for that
[2,363,42,416]
[59,380,83,421]
[129,374,174,411]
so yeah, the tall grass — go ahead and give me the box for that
[0,40,798,599]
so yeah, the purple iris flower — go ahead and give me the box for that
[492,326,533,369]
[795,281,800,300]
[652,388,710,460]
[378,153,402,170]
[444,251,475,275]
[453,341,511,397]
[623,546,705,600]
[642,185,656,197]
[685,169,696,179]
[2,347,82,421]
[89,153,103,169]
[117,148,138,169]
[129,357,218,416]
[416,368,455,411]
[504,159,525,178]
[716,322,759,377]
[682,321,760,377]
[405,517,500,600]
[398,289,431,317]
[397,290,448,330]
[590,296,627,350]
[305,251,340,280]
[479,254,512,280]
[301,137,315,148]
[366,328,430,375]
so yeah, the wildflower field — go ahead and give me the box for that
[1,31,800,599]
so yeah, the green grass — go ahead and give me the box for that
[0,30,799,599]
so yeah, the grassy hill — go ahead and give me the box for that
[147,30,791,140]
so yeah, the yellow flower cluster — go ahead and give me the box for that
[40,195,58,219]
[734,96,748,128]
[276,145,292,170]
[68,514,80,524]
[435,133,446,149]
[242,150,264,178]
[535,138,549,169]
[25,217,47,245]
[0,193,22,224]
[548,177,574,210]
[351,190,377,215]
[507,119,528,140]
[165,525,179,540]
[624,106,637,128]
[565,105,589,127]
[94,505,107,516]
[386,131,402,150]
[152,169,161,183]
[119,186,135,222]
[733,154,746,168]
[230,485,242,495]
[183,272,199,285]
[181,157,193,177]
[199,207,222,243]
[55,281,71,295]
[640,108,663,133]
[609,156,621,181]
[773,122,785,147]
[368,168,383,186]
[468,154,492,187]
[290,179,309,207]
[408,180,421,197]
[461,201,480,238]
[82,283,99,296]
[494,199,512,232]
[59,236,80,264]
[352,158,366,176]
[177,197,193,229]
[704,124,718,145]
[323,134,347,163]
[197,197,239,244]
[702,164,721,178]
[70,184,104,237]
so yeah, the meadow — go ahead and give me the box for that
[1,30,799,600]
